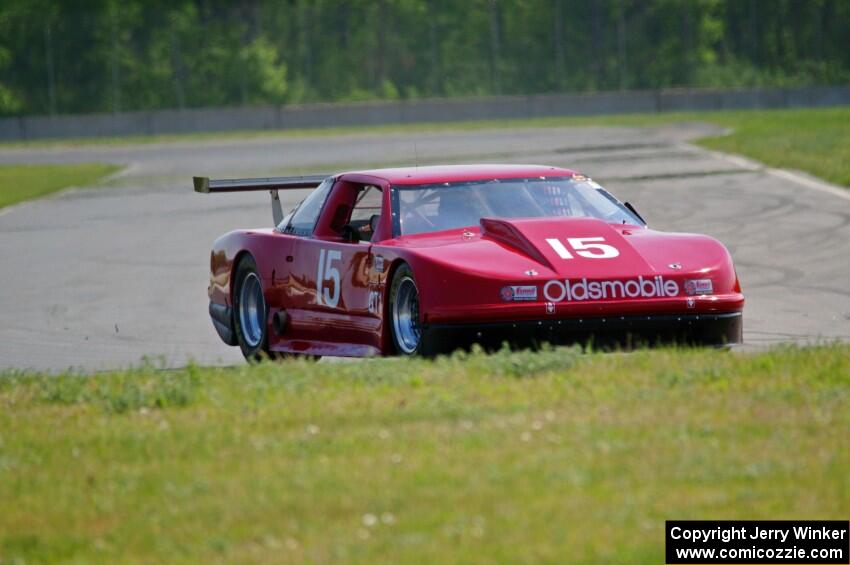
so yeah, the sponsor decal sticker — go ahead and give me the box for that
[368,290,381,314]
[684,279,713,296]
[543,276,680,302]
[687,297,696,309]
[373,256,385,273]
[500,285,537,302]
[545,302,556,314]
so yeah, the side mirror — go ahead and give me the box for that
[624,201,646,225]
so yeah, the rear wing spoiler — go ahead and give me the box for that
[193,174,330,225]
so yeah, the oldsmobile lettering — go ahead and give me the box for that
[544,275,680,302]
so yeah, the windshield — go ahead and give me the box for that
[393,176,643,236]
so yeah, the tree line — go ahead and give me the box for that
[1,0,848,117]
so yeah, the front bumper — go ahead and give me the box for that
[425,311,743,349]
[425,293,745,325]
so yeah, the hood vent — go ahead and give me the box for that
[480,217,555,270]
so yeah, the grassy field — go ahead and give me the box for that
[0,164,121,209]
[1,344,847,563]
[690,107,850,186]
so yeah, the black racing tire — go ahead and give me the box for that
[388,263,446,357]
[232,255,272,362]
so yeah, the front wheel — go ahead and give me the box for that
[388,263,446,356]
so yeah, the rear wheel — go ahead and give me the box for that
[232,255,321,363]
[233,255,270,362]
[389,263,446,356]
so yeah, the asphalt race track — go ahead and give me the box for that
[1,124,849,371]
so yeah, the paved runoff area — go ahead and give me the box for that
[1,123,849,371]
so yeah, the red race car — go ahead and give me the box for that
[194,164,743,360]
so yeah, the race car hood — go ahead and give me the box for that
[392,216,733,280]
[480,216,655,276]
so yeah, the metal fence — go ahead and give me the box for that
[1,85,848,142]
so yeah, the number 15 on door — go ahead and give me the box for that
[317,249,341,308]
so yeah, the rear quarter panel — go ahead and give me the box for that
[209,229,297,310]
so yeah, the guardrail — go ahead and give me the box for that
[1,85,848,141]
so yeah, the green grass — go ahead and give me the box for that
[1,344,847,563]
[689,108,850,186]
[0,163,122,208]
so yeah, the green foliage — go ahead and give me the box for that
[0,344,848,562]
[0,82,20,114]
[241,37,288,105]
[0,0,848,116]
[0,46,21,113]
